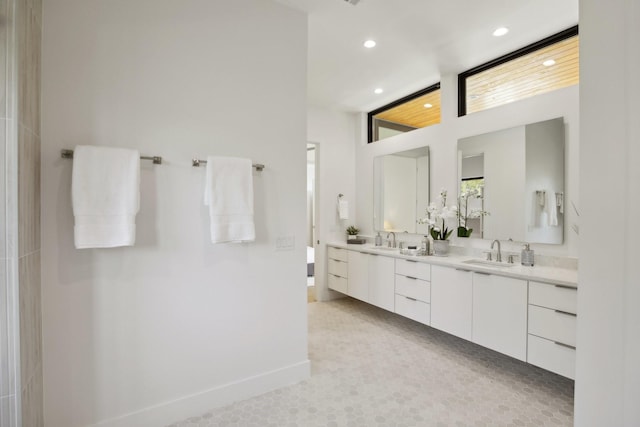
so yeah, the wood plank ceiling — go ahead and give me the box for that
[466,36,579,113]
[372,35,579,130]
[374,90,441,129]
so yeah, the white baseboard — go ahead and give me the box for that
[90,360,311,427]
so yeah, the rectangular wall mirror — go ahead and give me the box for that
[373,146,430,234]
[457,117,565,244]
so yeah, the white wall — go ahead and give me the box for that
[41,2,309,426]
[461,154,483,180]
[307,106,357,301]
[355,74,579,257]
[575,0,640,424]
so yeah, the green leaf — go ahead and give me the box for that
[430,228,439,240]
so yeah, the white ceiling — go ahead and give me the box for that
[276,0,579,113]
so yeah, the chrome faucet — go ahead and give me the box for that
[386,232,397,248]
[491,239,502,262]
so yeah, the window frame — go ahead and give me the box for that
[367,82,441,143]
[457,25,579,117]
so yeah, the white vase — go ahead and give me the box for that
[432,239,450,256]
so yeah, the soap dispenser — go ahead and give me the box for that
[375,232,382,247]
[421,235,430,255]
[521,243,535,266]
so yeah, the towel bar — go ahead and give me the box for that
[61,149,163,165]
[192,158,264,171]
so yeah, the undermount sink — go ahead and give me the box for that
[373,246,398,251]
[463,259,516,268]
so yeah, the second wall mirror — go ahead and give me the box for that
[457,117,565,244]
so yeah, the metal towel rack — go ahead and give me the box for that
[61,149,163,165]
[192,158,264,171]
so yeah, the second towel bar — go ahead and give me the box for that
[192,158,264,171]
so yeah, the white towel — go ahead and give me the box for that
[338,200,349,220]
[546,190,559,227]
[204,156,255,243]
[72,145,140,249]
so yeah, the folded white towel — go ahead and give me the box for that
[204,156,255,243]
[338,199,349,220]
[72,145,140,248]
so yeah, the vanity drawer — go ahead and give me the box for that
[528,334,576,379]
[328,246,348,262]
[395,294,430,325]
[328,273,348,294]
[395,274,430,303]
[528,305,576,347]
[395,259,431,281]
[328,258,348,278]
[529,281,577,314]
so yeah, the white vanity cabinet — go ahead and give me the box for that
[394,259,431,325]
[527,281,577,379]
[326,244,578,380]
[346,250,395,311]
[430,265,473,340]
[347,250,368,301]
[368,254,395,311]
[327,246,348,294]
[472,273,528,361]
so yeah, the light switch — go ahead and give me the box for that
[276,236,295,251]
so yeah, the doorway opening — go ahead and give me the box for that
[307,143,317,302]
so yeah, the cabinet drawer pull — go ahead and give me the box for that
[405,259,418,263]
[369,254,378,257]
[554,284,576,290]
[405,296,417,301]
[553,341,576,350]
[455,268,471,272]
[330,273,342,278]
[330,259,345,263]
[554,309,577,317]
[474,271,491,276]
[405,276,417,280]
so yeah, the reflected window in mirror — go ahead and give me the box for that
[460,174,486,238]
[368,83,441,143]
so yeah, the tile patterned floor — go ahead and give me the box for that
[170,298,574,427]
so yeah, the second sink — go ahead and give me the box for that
[463,259,515,268]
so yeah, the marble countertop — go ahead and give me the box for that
[329,242,578,288]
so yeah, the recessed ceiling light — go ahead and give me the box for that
[424,103,433,108]
[374,88,383,94]
[493,27,509,37]
[364,40,376,48]
[543,59,556,67]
